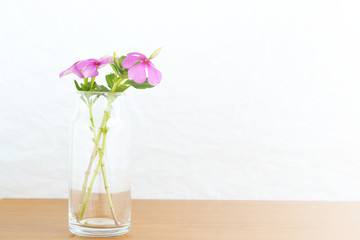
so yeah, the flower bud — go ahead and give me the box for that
[149,47,162,60]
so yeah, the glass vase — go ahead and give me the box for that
[69,91,131,237]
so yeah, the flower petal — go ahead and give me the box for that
[128,62,147,83]
[76,59,96,69]
[59,61,84,78]
[98,56,113,66]
[147,63,162,85]
[127,52,147,58]
[82,64,99,78]
[121,56,143,69]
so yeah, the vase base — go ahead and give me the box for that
[69,220,130,237]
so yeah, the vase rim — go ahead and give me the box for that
[76,91,125,96]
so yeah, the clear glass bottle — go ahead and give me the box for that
[69,91,131,237]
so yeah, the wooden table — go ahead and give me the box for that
[1,199,360,239]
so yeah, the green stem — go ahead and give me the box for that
[76,96,114,222]
[89,77,95,90]
[80,124,110,222]
[88,106,96,139]
[75,102,97,221]
[99,127,119,225]
[80,151,101,220]
[77,94,120,225]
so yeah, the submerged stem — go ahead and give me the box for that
[77,94,119,225]
[75,102,97,221]
[76,96,114,221]
[99,124,119,225]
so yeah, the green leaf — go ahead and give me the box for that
[80,83,90,91]
[119,55,126,63]
[111,62,124,75]
[89,82,98,91]
[74,80,82,91]
[125,79,154,89]
[112,52,125,75]
[105,73,117,89]
[113,52,120,67]
[118,56,126,68]
[116,84,131,92]
[117,56,127,74]
[110,63,119,75]
[94,84,110,92]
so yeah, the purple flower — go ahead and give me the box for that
[121,52,162,86]
[60,56,113,78]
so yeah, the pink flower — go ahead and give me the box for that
[121,52,162,86]
[60,56,113,78]
[59,61,84,78]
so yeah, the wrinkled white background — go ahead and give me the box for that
[1,0,360,200]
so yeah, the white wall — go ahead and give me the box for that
[1,0,360,200]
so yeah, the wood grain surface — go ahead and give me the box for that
[1,199,360,240]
